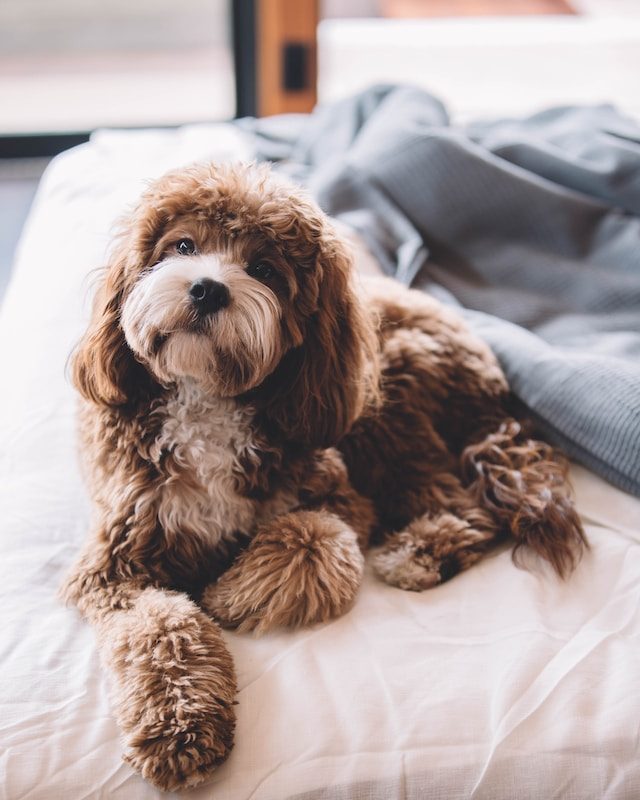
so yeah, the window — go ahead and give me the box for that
[0,0,235,134]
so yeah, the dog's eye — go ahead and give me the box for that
[176,238,196,256]
[247,262,274,281]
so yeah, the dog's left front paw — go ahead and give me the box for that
[201,511,364,634]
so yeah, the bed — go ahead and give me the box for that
[2,121,640,800]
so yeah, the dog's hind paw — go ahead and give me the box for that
[373,512,491,591]
[372,543,444,591]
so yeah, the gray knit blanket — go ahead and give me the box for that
[240,85,640,497]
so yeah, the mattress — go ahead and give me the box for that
[1,123,640,800]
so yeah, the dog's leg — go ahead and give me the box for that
[60,560,236,792]
[461,418,587,577]
[296,447,377,549]
[372,474,502,590]
[374,417,587,590]
[202,449,373,633]
[202,509,365,633]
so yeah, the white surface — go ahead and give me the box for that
[319,16,640,121]
[1,125,640,800]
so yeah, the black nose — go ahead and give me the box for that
[188,278,230,315]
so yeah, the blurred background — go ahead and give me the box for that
[1,0,639,297]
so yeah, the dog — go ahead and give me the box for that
[61,161,586,791]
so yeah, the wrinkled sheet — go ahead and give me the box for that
[1,125,640,800]
[242,85,640,497]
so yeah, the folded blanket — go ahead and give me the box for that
[240,85,640,497]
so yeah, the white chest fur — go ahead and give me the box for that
[152,382,259,546]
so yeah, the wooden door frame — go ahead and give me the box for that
[234,0,319,118]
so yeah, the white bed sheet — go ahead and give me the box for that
[1,124,640,800]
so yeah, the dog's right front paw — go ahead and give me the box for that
[124,710,235,792]
[96,587,237,791]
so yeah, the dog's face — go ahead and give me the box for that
[119,168,303,398]
[73,162,377,445]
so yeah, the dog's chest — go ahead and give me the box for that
[153,385,259,544]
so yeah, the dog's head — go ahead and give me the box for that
[73,162,378,445]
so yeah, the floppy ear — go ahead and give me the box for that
[71,247,156,408]
[260,231,379,447]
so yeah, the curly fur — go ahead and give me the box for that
[62,161,586,791]
[202,510,365,634]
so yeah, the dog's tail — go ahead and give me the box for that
[460,419,587,577]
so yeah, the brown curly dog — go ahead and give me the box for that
[61,162,586,791]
